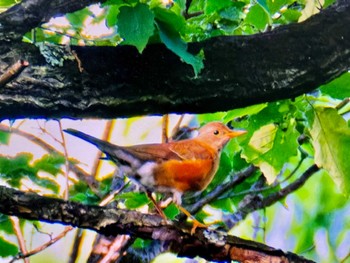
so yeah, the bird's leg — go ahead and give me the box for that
[172,191,207,235]
[146,191,167,219]
[177,205,207,235]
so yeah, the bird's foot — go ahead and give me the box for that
[177,205,207,235]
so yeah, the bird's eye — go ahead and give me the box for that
[213,130,219,135]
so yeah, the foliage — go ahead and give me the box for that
[21,0,305,74]
[0,0,348,262]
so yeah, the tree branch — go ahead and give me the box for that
[224,164,320,228]
[0,1,349,119]
[0,123,98,191]
[0,185,314,262]
[0,0,101,40]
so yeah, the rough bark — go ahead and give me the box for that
[0,0,349,119]
[0,185,315,263]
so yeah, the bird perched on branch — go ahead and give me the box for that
[65,122,246,221]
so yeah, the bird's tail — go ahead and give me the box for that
[64,129,139,168]
[64,128,117,153]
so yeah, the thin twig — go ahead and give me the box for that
[99,235,131,263]
[340,249,350,263]
[68,229,84,263]
[91,120,115,178]
[225,149,308,199]
[162,114,169,143]
[0,60,29,87]
[335,97,350,110]
[10,226,74,263]
[58,120,70,200]
[10,217,29,263]
[171,115,185,138]
[0,123,98,192]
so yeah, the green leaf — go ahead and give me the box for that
[33,154,65,175]
[210,152,232,186]
[66,8,93,30]
[152,6,186,34]
[267,0,288,14]
[245,4,270,31]
[157,21,204,76]
[282,9,302,23]
[211,198,234,213]
[163,203,179,219]
[205,0,233,14]
[224,103,267,123]
[0,153,61,192]
[117,3,155,53]
[320,72,350,99]
[241,108,299,183]
[0,130,10,144]
[132,237,151,249]
[116,192,149,209]
[0,215,14,234]
[0,153,35,188]
[309,107,350,195]
[0,236,18,257]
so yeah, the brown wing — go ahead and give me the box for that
[123,143,182,161]
[168,139,216,160]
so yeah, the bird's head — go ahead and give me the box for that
[196,122,246,151]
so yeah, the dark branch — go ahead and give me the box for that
[0,0,101,40]
[0,185,314,262]
[224,164,320,228]
[182,165,257,217]
[0,1,349,119]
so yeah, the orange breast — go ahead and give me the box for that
[153,158,216,192]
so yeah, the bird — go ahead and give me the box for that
[64,122,246,226]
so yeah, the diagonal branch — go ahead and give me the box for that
[0,185,315,262]
[224,164,320,228]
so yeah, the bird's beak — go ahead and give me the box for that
[228,129,247,138]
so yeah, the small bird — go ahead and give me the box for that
[65,122,246,205]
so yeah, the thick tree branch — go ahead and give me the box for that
[0,185,314,262]
[0,1,349,119]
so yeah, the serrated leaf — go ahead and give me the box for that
[245,4,270,31]
[116,192,149,209]
[309,107,350,195]
[242,120,299,183]
[0,236,18,257]
[117,3,155,53]
[224,103,267,123]
[157,21,204,76]
[0,153,61,192]
[0,153,35,188]
[320,72,350,99]
[33,154,65,175]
